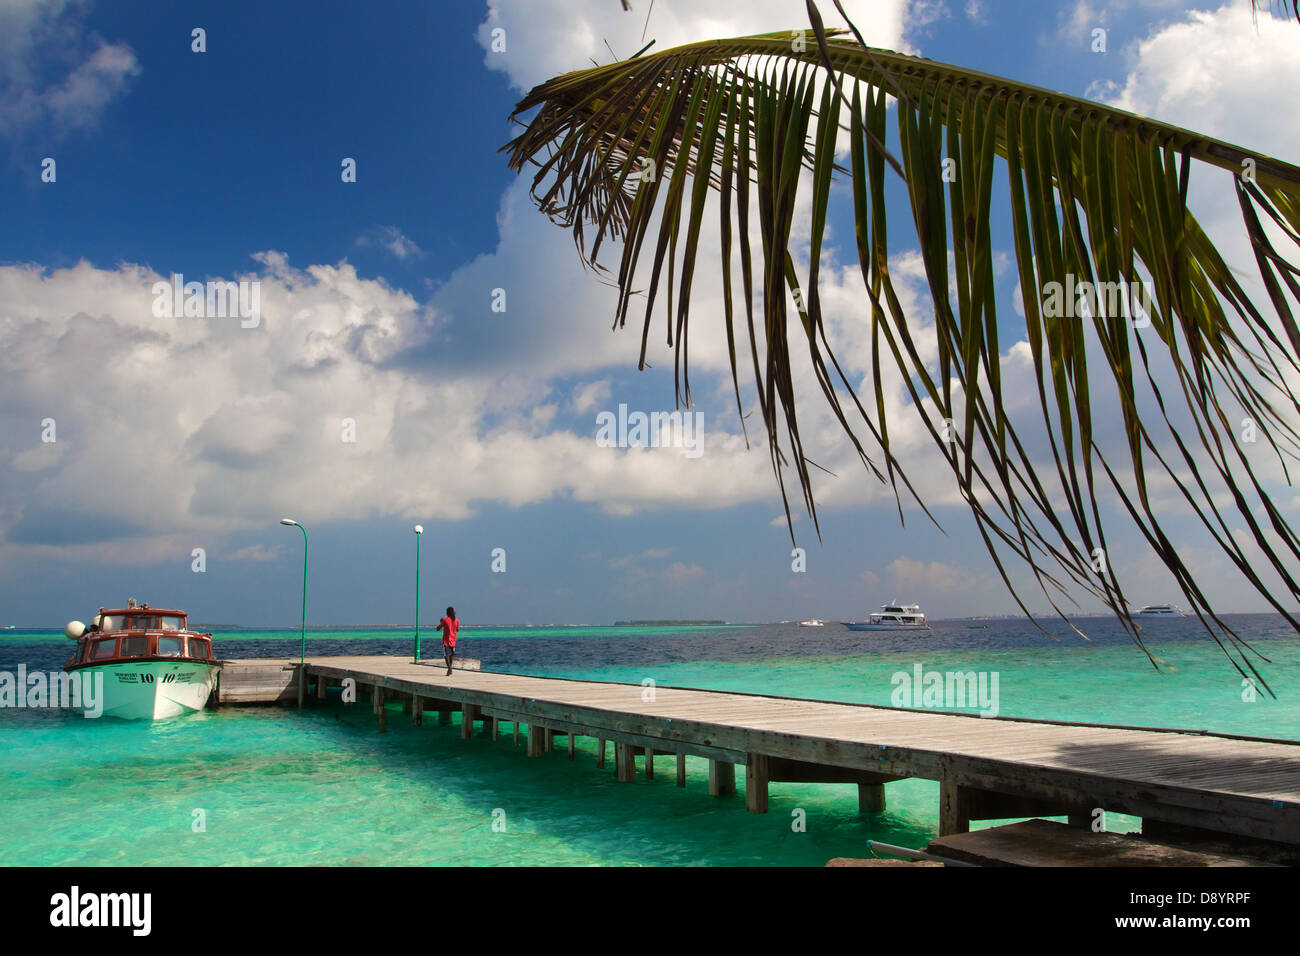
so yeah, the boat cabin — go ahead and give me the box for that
[67,605,216,668]
[873,604,926,624]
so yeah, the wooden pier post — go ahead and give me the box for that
[491,718,500,741]
[316,675,327,700]
[596,738,606,768]
[513,721,520,747]
[543,729,554,753]
[412,694,423,727]
[567,733,576,761]
[745,753,770,813]
[438,708,451,726]
[644,746,654,780]
[527,724,544,757]
[939,776,971,836]
[858,783,886,814]
[462,703,478,740]
[709,759,735,796]
[377,687,387,733]
[676,752,687,787]
[615,742,636,782]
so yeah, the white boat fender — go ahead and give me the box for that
[65,620,86,640]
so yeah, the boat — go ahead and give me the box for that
[1133,604,1185,618]
[63,599,221,719]
[843,603,932,631]
[797,619,826,627]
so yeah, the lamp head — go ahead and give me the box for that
[279,518,298,527]
[413,524,423,534]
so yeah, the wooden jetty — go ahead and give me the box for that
[217,656,1300,851]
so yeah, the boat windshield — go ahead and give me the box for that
[156,636,184,657]
[121,636,149,657]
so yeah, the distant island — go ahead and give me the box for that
[614,619,728,626]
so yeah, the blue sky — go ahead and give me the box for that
[2,0,1298,627]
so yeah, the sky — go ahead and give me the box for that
[1,0,1298,627]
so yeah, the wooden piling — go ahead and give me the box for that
[615,742,636,782]
[676,752,687,787]
[596,738,606,768]
[858,783,886,814]
[939,776,971,836]
[746,753,770,813]
[709,760,735,796]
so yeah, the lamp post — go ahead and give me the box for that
[413,524,423,662]
[279,518,308,664]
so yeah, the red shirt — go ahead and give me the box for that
[439,616,458,647]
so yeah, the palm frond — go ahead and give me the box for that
[503,3,1300,687]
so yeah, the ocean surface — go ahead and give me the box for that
[1,615,1297,866]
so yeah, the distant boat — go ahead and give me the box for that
[63,600,221,719]
[2,625,14,630]
[1134,604,1185,618]
[844,603,932,631]
[797,619,826,627]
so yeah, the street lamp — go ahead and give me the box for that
[279,518,308,664]
[413,525,424,662]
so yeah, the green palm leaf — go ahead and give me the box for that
[503,2,1300,688]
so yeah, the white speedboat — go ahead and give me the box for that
[844,603,931,631]
[1133,604,1185,618]
[798,619,826,627]
[63,600,221,719]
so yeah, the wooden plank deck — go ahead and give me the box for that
[225,655,1300,848]
[927,819,1278,866]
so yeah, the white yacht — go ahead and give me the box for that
[797,619,826,627]
[1133,604,1185,618]
[844,603,931,631]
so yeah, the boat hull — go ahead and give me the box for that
[67,660,221,719]
[843,623,932,631]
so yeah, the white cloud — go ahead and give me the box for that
[228,543,285,562]
[356,226,423,261]
[571,379,612,415]
[0,0,139,135]
[477,0,912,94]
[885,556,978,595]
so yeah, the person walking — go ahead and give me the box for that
[437,606,459,676]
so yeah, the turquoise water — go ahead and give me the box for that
[2,618,1297,866]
